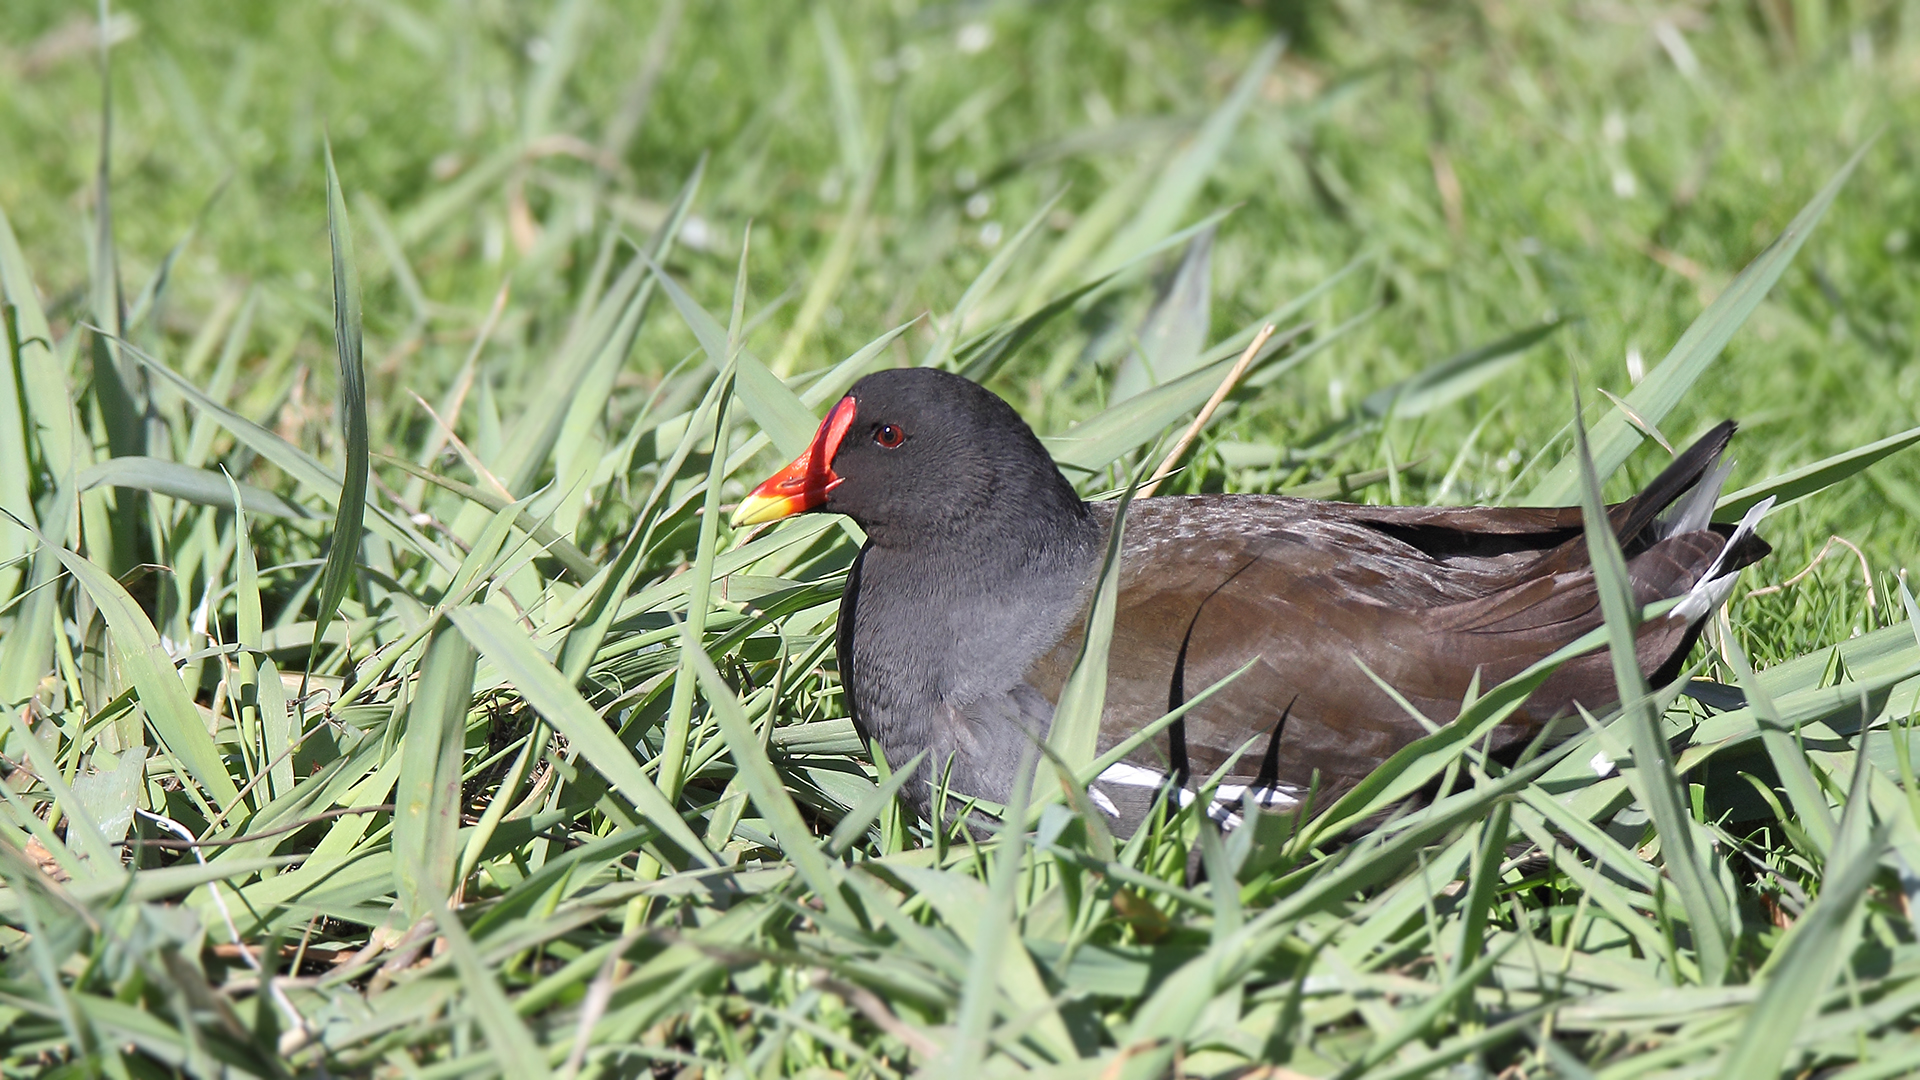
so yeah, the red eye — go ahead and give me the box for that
[874,424,906,449]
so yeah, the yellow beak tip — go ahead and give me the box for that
[729,496,789,528]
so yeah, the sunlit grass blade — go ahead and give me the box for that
[431,902,552,1079]
[1111,224,1212,402]
[0,204,74,481]
[375,453,595,580]
[446,605,716,866]
[1716,422,1920,519]
[1045,475,1133,781]
[392,625,476,921]
[1044,316,1333,476]
[1713,821,1889,1079]
[1527,139,1873,503]
[1356,317,1565,422]
[1570,397,1734,983]
[925,188,1066,372]
[1089,37,1281,277]
[677,620,851,922]
[657,367,733,802]
[123,338,453,570]
[1720,629,1837,858]
[74,456,312,519]
[308,135,371,681]
[15,524,239,808]
[498,156,703,497]
[945,748,1040,1075]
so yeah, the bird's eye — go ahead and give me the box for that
[874,424,906,449]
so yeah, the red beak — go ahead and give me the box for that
[731,396,858,526]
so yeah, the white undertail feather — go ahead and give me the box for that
[1672,496,1775,622]
[1657,456,1736,540]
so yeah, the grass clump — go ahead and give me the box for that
[2,2,1920,1076]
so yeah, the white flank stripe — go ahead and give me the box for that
[1088,787,1120,818]
[1094,761,1299,828]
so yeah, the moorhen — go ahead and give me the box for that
[732,368,1769,828]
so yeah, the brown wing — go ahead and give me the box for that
[1025,494,1741,801]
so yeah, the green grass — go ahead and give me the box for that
[2,1,1920,1076]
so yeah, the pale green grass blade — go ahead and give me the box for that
[1716,422,1920,519]
[825,751,923,857]
[1017,154,1158,313]
[1713,822,1888,1079]
[182,290,257,467]
[309,136,371,675]
[375,454,595,580]
[446,604,716,866]
[1045,309,1362,476]
[1356,317,1565,421]
[1090,38,1282,277]
[124,178,226,334]
[955,209,1237,385]
[924,188,1066,372]
[767,8,876,377]
[1720,630,1837,858]
[946,749,1038,1075]
[1291,660,1556,851]
[813,5,867,175]
[431,903,552,1079]
[1111,224,1211,401]
[124,341,453,570]
[771,160,881,377]
[3,710,114,872]
[644,252,816,460]
[0,203,76,482]
[1046,480,1133,779]
[677,620,850,921]
[1571,403,1733,983]
[520,0,588,142]
[75,457,311,519]
[658,370,733,801]
[0,281,35,593]
[223,471,291,803]
[1335,940,1521,1080]
[19,528,239,808]
[393,625,476,921]
[87,46,140,473]
[499,157,702,495]
[1527,141,1872,504]
[1449,799,1513,999]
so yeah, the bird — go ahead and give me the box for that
[731,367,1770,831]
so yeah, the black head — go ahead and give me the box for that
[732,368,1087,549]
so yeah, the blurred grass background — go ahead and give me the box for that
[5,0,1917,578]
[6,2,1920,1075]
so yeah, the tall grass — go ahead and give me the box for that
[2,2,1920,1076]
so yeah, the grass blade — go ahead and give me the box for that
[1570,398,1733,983]
[1713,822,1887,1078]
[1111,224,1212,402]
[1046,478,1134,780]
[393,624,476,920]
[677,620,851,921]
[431,902,552,1079]
[308,136,370,678]
[1090,38,1281,276]
[1527,140,1873,503]
[14,526,239,808]
[446,605,717,866]
[1716,422,1920,519]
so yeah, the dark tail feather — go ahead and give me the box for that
[1608,419,1738,547]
